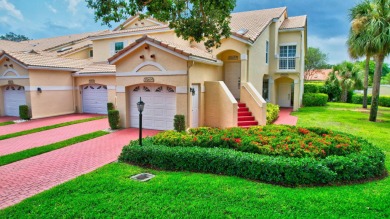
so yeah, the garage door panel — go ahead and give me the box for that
[129,85,176,130]
[82,85,108,114]
[3,86,26,117]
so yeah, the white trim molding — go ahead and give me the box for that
[107,85,116,90]
[117,70,187,77]
[72,73,116,77]
[90,28,172,41]
[25,86,74,91]
[279,28,305,33]
[240,54,248,61]
[176,86,188,94]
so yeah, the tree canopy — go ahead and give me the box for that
[86,0,236,49]
[304,47,330,80]
[0,32,30,42]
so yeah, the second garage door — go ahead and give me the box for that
[3,85,27,117]
[130,84,176,130]
[82,85,108,114]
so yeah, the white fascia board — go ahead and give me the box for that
[90,28,172,41]
[189,56,223,66]
[72,73,116,77]
[229,35,253,46]
[27,66,82,72]
[279,28,305,33]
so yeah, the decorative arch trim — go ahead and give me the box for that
[2,69,20,77]
[133,61,167,72]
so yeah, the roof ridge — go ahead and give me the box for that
[231,6,287,15]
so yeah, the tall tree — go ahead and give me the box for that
[0,32,30,42]
[86,0,236,49]
[333,61,363,102]
[304,47,329,80]
[350,0,390,121]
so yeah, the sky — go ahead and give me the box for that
[1,0,387,64]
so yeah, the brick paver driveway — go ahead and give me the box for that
[0,128,159,209]
[0,118,108,156]
[0,117,18,123]
[0,114,100,135]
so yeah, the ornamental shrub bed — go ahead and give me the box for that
[352,94,390,107]
[119,131,386,185]
[152,126,363,158]
[304,83,325,94]
[266,103,279,124]
[303,93,328,106]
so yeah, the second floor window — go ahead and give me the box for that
[266,41,269,64]
[279,45,296,70]
[115,42,124,53]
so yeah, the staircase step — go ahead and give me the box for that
[238,103,246,107]
[238,111,252,117]
[238,116,255,121]
[238,121,258,126]
[238,107,249,112]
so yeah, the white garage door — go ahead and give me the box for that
[3,85,27,116]
[130,85,176,130]
[82,85,108,114]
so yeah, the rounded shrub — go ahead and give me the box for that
[107,102,115,111]
[379,96,390,107]
[304,83,320,93]
[266,103,279,125]
[19,105,30,120]
[108,110,120,130]
[303,93,328,106]
[119,126,386,186]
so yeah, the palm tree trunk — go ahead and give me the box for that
[341,87,347,103]
[363,55,370,108]
[369,54,384,122]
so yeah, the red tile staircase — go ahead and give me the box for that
[238,102,258,128]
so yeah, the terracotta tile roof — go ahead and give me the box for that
[2,50,91,70]
[0,40,34,52]
[305,69,332,81]
[57,40,93,56]
[76,63,116,74]
[230,7,286,42]
[113,15,166,31]
[20,30,107,51]
[109,35,216,63]
[94,25,170,38]
[280,15,307,30]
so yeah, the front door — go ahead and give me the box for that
[224,62,241,99]
[278,83,292,107]
[191,85,199,128]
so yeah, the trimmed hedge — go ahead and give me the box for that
[266,103,279,125]
[19,105,30,120]
[119,140,385,186]
[174,115,185,132]
[108,110,120,130]
[352,94,390,107]
[107,102,115,111]
[303,93,328,106]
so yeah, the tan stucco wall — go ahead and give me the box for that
[64,48,92,60]
[271,75,300,111]
[74,76,116,113]
[122,19,160,30]
[28,70,75,118]
[189,62,223,127]
[204,81,238,128]
[240,82,267,125]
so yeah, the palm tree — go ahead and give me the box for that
[349,0,390,121]
[333,62,363,102]
[347,29,372,108]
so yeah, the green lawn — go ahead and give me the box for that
[0,116,106,140]
[1,103,389,218]
[0,121,14,126]
[0,131,109,166]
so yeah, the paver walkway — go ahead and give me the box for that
[0,114,100,135]
[273,108,298,125]
[0,128,159,209]
[0,119,108,156]
[0,117,18,123]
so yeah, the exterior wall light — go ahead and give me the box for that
[37,87,42,93]
[189,88,196,96]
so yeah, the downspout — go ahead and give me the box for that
[72,73,76,113]
[300,29,305,107]
[187,61,195,128]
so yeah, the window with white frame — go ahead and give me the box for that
[279,45,296,70]
[114,42,124,53]
[266,41,269,64]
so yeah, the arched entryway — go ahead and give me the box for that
[129,84,176,130]
[275,77,294,108]
[217,50,241,99]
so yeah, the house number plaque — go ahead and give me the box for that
[8,80,14,85]
[143,77,154,83]
[89,79,95,84]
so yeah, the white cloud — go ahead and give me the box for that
[0,0,23,20]
[308,35,352,65]
[46,3,57,14]
[67,0,82,14]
